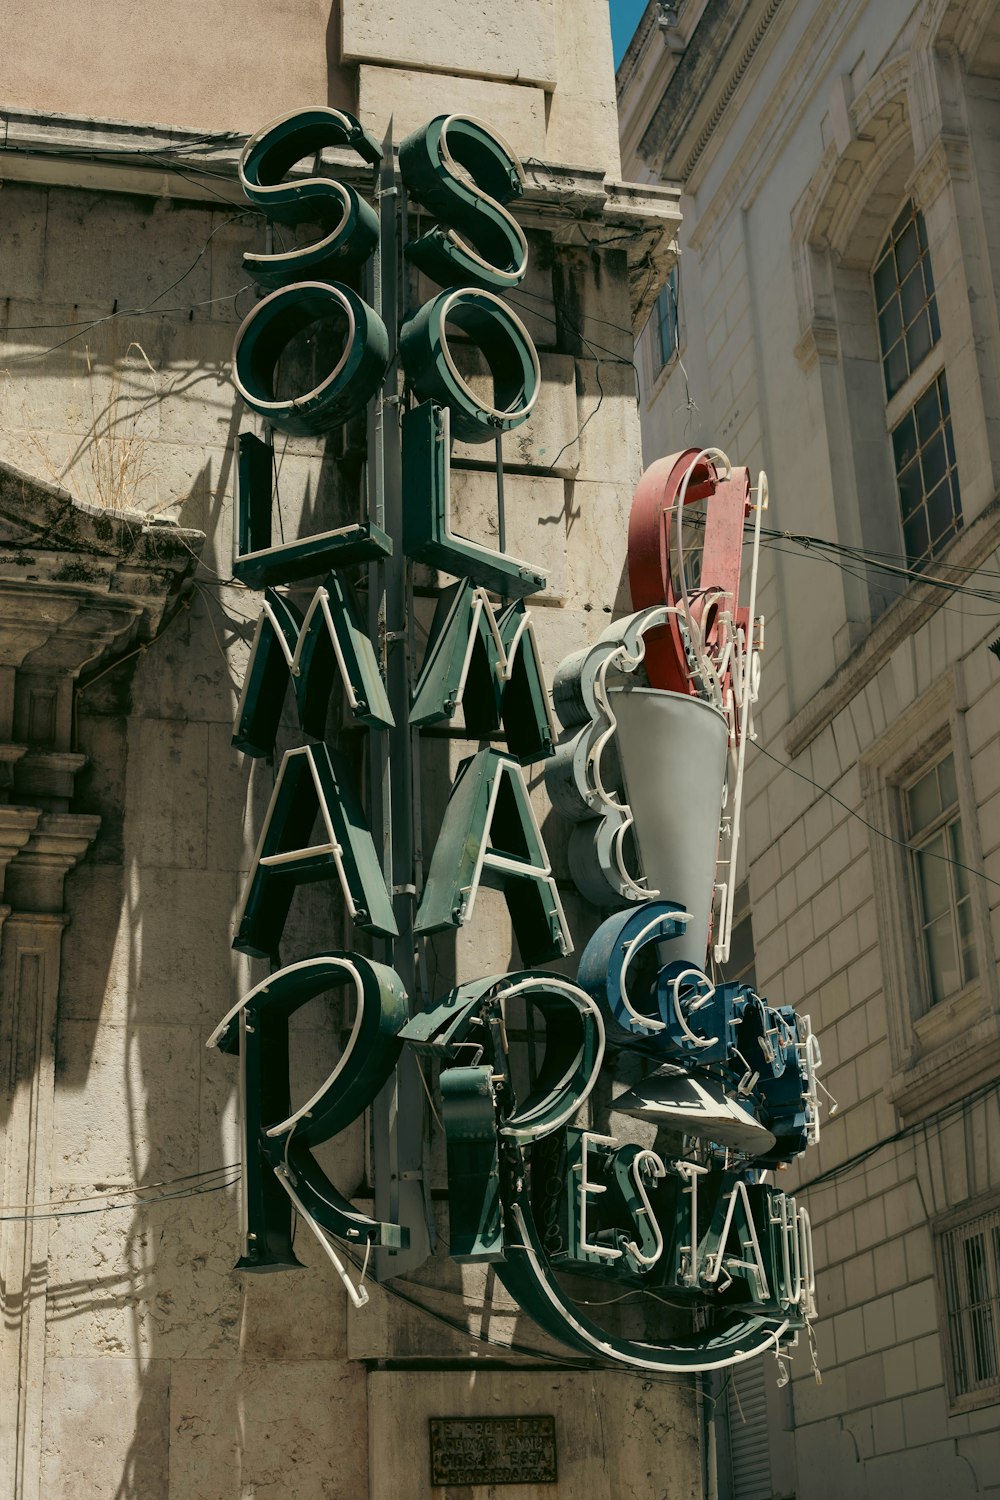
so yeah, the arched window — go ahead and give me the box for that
[873,201,961,567]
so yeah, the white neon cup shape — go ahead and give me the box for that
[609,684,729,970]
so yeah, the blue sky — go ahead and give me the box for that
[610,0,648,66]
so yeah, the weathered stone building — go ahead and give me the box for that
[0,5,707,1497]
[619,1,1000,1497]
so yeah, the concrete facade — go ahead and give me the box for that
[0,6,714,1499]
[619,2,1000,1497]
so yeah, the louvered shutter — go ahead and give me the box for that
[726,1356,771,1499]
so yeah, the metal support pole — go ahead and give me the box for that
[367,123,429,1279]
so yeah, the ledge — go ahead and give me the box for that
[785,492,1000,758]
[886,1011,1000,1126]
[0,457,204,654]
[0,106,681,331]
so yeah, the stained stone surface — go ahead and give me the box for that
[0,13,691,1495]
[342,0,558,88]
[168,1358,368,1500]
[368,1368,700,1499]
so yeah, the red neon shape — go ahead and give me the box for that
[626,449,751,697]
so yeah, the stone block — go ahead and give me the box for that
[845,1100,878,1163]
[901,1385,950,1448]
[844,1251,876,1308]
[882,1341,918,1398]
[73,711,129,864]
[357,66,547,159]
[43,191,214,318]
[842,1352,885,1409]
[834,1002,868,1064]
[40,1356,170,1500]
[794,848,823,907]
[45,1188,244,1360]
[569,359,646,489]
[125,589,246,728]
[872,1396,905,1454]
[914,1332,944,1390]
[205,719,256,873]
[444,467,568,599]
[893,1279,940,1342]
[127,717,209,869]
[0,185,48,302]
[864,1440,978,1498]
[561,480,634,612]
[451,351,579,476]
[60,864,243,1026]
[168,1358,367,1500]
[529,605,606,686]
[53,1020,203,1182]
[904,1227,935,1283]
[833,1306,864,1363]
[862,1295,896,1352]
[873,1240,909,1297]
[342,0,558,88]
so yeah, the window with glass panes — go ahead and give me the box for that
[654,265,680,373]
[940,1203,1000,1405]
[873,201,961,567]
[905,752,977,1006]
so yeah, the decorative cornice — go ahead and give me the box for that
[793,319,840,372]
[639,0,746,170]
[678,0,784,184]
[684,0,865,253]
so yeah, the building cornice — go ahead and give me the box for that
[637,0,785,183]
[0,107,682,331]
[684,0,867,253]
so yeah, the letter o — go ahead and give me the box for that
[399,287,540,443]
[232,281,390,436]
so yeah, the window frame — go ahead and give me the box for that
[651,263,681,379]
[934,1188,1000,1414]
[872,198,963,570]
[859,670,999,1122]
[902,749,978,1010]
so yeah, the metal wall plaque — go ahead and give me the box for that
[429,1416,557,1487]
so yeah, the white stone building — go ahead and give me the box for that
[0,5,707,1497]
[619,2,1000,1497]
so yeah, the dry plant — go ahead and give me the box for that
[4,330,164,513]
[81,338,160,511]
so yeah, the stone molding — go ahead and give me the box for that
[0,108,681,332]
[792,318,840,372]
[677,0,785,184]
[907,131,972,209]
[0,463,202,1500]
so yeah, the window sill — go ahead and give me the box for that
[912,980,988,1054]
[946,1386,1000,1418]
[886,1004,1000,1124]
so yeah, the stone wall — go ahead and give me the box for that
[619,1,1000,1497]
[0,4,702,1496]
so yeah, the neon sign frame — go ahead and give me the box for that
[209,105,826,1376]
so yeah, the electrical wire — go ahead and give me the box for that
[1,210,259,364]
[0,1164,241,1222]
[793,1074,1000,1194]
[751,739,1000,892]
[339,1245,699,1383]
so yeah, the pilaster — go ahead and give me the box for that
[0,460,203,1500]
